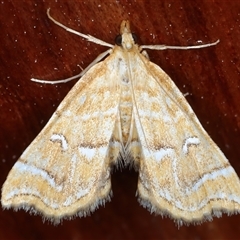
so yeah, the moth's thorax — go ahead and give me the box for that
[121,32,135,50]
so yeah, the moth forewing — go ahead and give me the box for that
[2,9,240,226]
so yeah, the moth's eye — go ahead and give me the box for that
[132,33,138,43]
[115,34,122,46]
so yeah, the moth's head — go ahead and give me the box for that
[115,20,137,50]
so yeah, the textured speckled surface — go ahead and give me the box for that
[1,1,240,239]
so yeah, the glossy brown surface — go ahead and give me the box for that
[1,0,240,239]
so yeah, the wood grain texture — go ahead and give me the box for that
[0,0,240,239]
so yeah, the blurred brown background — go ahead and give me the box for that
[0,0,240,239]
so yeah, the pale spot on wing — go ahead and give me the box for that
[146,147,175,163]
[50,134,68,151]
[182,137,200,154]
[162,114,172,123]
[78,147,96,160]
[78,146,108,161]
[79,95,86,105]
[165,96,171,106]
[152,148,175,163]
[98,146,109,155]
[63,110,72,117]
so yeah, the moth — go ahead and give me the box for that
[2,9,240,226]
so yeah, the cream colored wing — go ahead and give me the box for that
[1,57,122,223]
[132,53,240,225]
